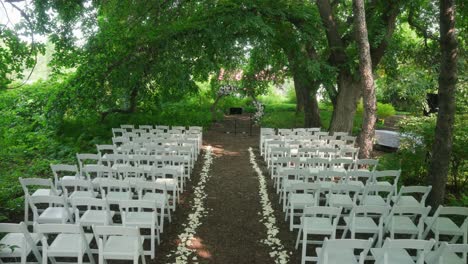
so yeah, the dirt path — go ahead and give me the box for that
[154,116,301,264]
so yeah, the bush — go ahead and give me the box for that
[397,115,467,197]
[356,101,396,120]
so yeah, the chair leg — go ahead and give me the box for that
[151,228,155,259]
[289,205,294,231]
[295,228,302,249]
[301,231,308,264]
[24,198,29,223]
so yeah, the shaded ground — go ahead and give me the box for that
[154,114,301,263]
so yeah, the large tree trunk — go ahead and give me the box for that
[293,73,322,128]
[294,82,305,114]
[329,72,361,133]
[427,0,458,208]
[354,0,377,159]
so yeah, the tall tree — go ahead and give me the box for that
[353,0,377,158]
[427,0,458,208]
[316,0,401,133]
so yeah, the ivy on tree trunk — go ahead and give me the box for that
[427,0,458,208]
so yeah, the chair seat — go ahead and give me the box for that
[424,217,464,235]
[142,193,168,205]
[425,249,464,264]
[69,191,95,199]
[347,180,365,188]
[32,189,61,196]
[386,216,419,234]
[155,179,177,189]
[102,236,143,259]
[38,208,73,223]
[359,195,387,206]
[328,194,354,208]
[302,217,335,235]
[343,217,379,233]
[47,234,93,257]
[124,212,155,227]
[289,194,315,206]
[391,196,421,207]
[106,192,131,203]
[316,248,358,264]
[371,248,415,264]
[80,210,115,225]
[0,233,41,257]
[318,181,335,190]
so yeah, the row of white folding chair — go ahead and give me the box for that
[0,222,149,264]
[314,237,440,264]
[266,147,358,169]
[276,168,398,202]
[294,205,435,263]
[20,177,175,227]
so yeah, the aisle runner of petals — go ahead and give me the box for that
[169,146,213,264]
[248,147,290,264]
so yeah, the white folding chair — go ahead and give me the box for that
[373,170,401,194]
[83,164,113,185]
[71,197,114,227]
[98,179,132,208]
[353,158,379,172]
[0,222,42,264]
[329,158,354,172]
[359,184,394,207]
[148,167,179,209]
[120,200,160,259]
[93,225,146,264]
[295,206,342,264]
[385,206,431,239]
[120,124,135,131]
[279,168,307,211]
[326,183,362,211]
[346,170,374,188]
[391,185,432,207]
[425,242,468,264]
[96,145,116,157]
[423,206,468,248]
[135,181,171,232]
[51,164,80,188]
[28,195,73,224]
[317,170,347,191]
[342,205,390,247]
[371,238,435,264]
[76,154,101,176]
[285,182,321,231]
[61,178,96,199]
[316,238,373,264]
[19,177,61,224]
[35,223,94,264]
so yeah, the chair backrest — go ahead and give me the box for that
[83,164,113,181]
[346,170,373,184]
[373,170,401,192]
[112,128,125,137]
[361,184,395,205]
[98,179,131,193]
[329,158,354,170]
[114,166,144,180]
[303,206,342,218]
[120,124,134,130]
[394,185,432,206]
[34,223,83,234]
[60,178,95,197]
[380,238,435,264]
[427,242,468,264]
[318,170,347,182]
[0,222,41,261]
[318,238,373,264]
[354,159,379,171]
[350,205,390,221]
[77,153,101,173]
[19,177,57,195]
[329,183,362,199]
[96,145,116,156]
[50,164,79,181]
[134,180,167,197]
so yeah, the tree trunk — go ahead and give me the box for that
[295,83,305,114]
[210,94,224,122]
[354,0,377,159]
[293,73,321,128]
[427,0,458,208]
[329,72,361,133]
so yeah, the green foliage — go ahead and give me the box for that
[356,101,396,119]
[397,115,468,195]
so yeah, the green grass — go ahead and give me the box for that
[260,102,364,135]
